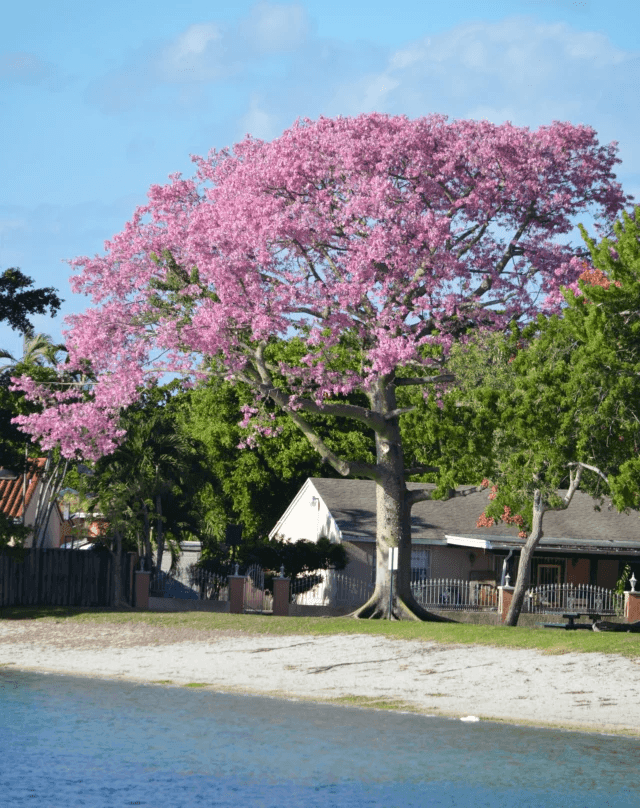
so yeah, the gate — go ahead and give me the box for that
[243,564,273,613]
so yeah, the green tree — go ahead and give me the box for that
[455,207,640,625]
[176,364,376,547]
[0,335,70,548]
[85,383,211,573]
[0,268,61,335]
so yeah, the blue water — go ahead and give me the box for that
[0,670,637,807]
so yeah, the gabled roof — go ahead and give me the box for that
[305,478,640,554]
[0,458,46,520]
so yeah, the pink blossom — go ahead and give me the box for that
[11,113,627,459]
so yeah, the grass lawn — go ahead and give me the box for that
[2,605,640,658]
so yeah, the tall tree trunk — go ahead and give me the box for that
[140,502,152,572]
[112,527,123,607]
[349,378,454,621]
[33,455,69,548]
[503,465,591,626]
[155,493,164,575]
[504,489,546,626]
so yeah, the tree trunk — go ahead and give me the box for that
[111,528,123,607]
[155,494,164,576]
[348,378,455,622]
[140,502,152,572]
[504,489,545,626]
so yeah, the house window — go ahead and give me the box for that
[370,548,431,584]
[411,547,431,579]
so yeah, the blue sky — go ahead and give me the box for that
[2,0,639,358]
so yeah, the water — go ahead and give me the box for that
[0,670,637,807]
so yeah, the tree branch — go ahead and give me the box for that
[250,342,381,479]
[405,465,440,476]
[394,374,455,387]
[384,407,416,420]
[566,461,609,486]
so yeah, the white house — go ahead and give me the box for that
[271,477,640,589]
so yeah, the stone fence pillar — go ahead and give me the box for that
[135,570,150,609]
[228,574,246,614]
[272,576,290,617]
[498,585,514,623]
[625,590,640,623]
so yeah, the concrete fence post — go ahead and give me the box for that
[228,574,246,614]
[135,570,150,609]
[272,577,290,617]
[498,585,514,623]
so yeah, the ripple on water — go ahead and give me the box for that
[0,669,637,808]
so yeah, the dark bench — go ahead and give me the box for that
[542,612,601,630]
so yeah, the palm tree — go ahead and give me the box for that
[89,386,204,575]
[0,331,66,375]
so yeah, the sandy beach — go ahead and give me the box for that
[1,619,639,736]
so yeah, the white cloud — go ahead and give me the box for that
[331,16,638,131]
[238,95,280,141]
[158,22,228,82]
[241,2,310,53]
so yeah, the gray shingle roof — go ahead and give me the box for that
[309,478,640,552]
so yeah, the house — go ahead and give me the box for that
[60,511,109,548]
[270,477,640,588]
[0,459,64,548]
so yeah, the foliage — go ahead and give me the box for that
[78,383,213,568]
[449,207,640,623]
[0,268,61,335]
[615,564,632,598]
[0,334,67,470]
[461,208,640,526]
[176,368,374,544]
[197,534,346,584]
[0,511,30,550]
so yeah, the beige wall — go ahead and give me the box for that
[342,540,374,580]
[431,546,494,580]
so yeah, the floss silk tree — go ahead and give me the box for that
[14,113,628,619]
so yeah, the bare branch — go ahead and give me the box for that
[566,461,609,486]
[469,204,535,298]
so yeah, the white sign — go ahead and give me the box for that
[388,546,398,570]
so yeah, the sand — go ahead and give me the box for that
[1,619,639,736]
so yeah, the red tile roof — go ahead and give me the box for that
[0,458,46,520]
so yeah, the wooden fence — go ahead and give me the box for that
[0,548,136,608]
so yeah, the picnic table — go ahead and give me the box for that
[542,612,602,630]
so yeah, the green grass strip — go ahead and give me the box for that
[2,606,639,658]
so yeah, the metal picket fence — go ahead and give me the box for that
[150,563,234,601]
[521,583,623,615]
[290,570,374,608]
[411,576,499,611]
